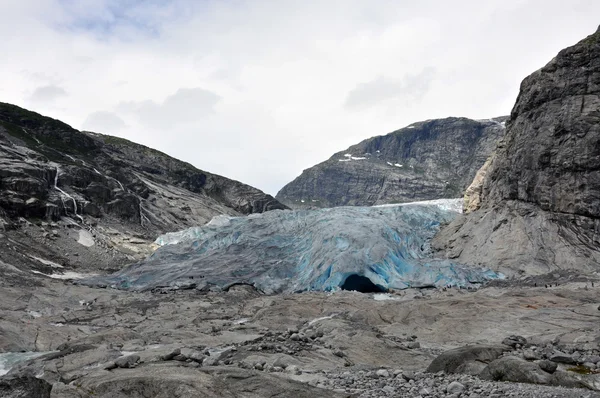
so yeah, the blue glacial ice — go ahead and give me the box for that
[81,199,502,293]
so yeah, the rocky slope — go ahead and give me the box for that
[433,26,600,276]
[0,103,286,276]
[276,117,506,208]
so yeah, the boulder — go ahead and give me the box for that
[426,345,510,375]
[0,375,52,398]
[550,351,577,365]
[479,356,552,384]
[502,335,527,348]
[114,354,140,369]
[538,359,558,374]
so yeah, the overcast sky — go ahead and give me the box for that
[1,1,599,195]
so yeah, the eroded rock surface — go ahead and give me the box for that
[434,26,600,275]
[0,103,286,278]
[277,117,506,208]
[2,276,600,397]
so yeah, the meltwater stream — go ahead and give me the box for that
[0,352,49,376]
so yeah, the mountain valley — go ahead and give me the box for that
[0,22,600,398]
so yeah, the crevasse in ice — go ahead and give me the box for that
[82,199,502,293]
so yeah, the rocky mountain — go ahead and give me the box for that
[276,117,507,208]
[433,26,600,276]
[4,30,600,398]
[0,102,286,276]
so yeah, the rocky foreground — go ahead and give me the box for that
[1,272,600,397]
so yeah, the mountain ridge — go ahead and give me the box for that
[276,116,507,208]
[0,102,287,276]
[432,26,600,276]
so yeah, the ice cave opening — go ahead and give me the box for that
[340,274,386,293]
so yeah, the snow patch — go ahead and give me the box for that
[308,314,337,326]
[77,230,95,247]
[30,256,63,268]
[31,270,96,280]
[373,293,399,301]
[374,198,463,213]
[207,215,235,228]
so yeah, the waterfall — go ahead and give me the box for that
[54,166,83,222]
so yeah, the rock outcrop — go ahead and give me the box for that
[276,117,506,208]
[433,27,600,276]
[0,103,286,275]
[0,375,52,398]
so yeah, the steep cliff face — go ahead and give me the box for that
[276,117,506,208]
[0,103,286,275]
[433,27,600,276]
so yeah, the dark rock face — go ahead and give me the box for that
[0,103,286,274]
[0,375,52,398]
[276,117,506,208]
[433,27,600,275]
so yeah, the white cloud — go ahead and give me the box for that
[118,87,221,128]
[345,67,436,110]
[1,0,599,195]
[82,111,126,133]
[28,85,67,104]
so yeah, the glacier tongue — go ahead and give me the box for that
[82,202,502,293]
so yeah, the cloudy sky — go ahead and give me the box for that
[1,1,599,195]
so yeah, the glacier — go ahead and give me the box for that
[81,199,502,294]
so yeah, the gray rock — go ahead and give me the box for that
[550,352,576,365]
[584,362,596,370]
[585,356,600,364]
[277,117,506,209]
[406,341,421,349]
[161,348,181,361]
[433,26,600,276]
[447,381,466,394]
[538,360,558,374]
[0,375,52,398]
[376,369,390,378]
[523,350,539,360]
[502,335,527,348]
[114,354,140,368]
[427,345,510,375]
[479,356,552,384]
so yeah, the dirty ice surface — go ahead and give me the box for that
[81,201,501,294]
